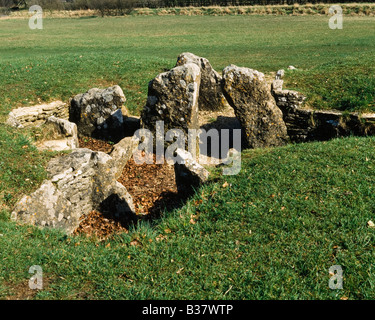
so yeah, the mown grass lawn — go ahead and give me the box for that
[0,14,375,299]
[0,15,374,115]
[1,136,375,299]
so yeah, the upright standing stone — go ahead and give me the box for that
[141,63,201,149]
[69,85,127,140]
[222,65,289,149]
[176,52,228,111]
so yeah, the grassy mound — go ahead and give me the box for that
[284,54,375,112]
[1,14,374,300]
[1,136,375,299]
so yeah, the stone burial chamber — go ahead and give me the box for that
[34,116,79,151]
[5,100,80,152]
[140,53,289,160]
[11,136,139,234]
[9,52,375,235]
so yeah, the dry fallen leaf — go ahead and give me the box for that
[156,234,167,242]
[176,268,184,274]
[368,220,375,228]
[222,181,229,188]
[130,240,141,247]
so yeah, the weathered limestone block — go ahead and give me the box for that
[6,101,68,128]
[141,63,201,148]
[35,116,79,151]
[271,80,306,109]
[174,148,209,194]
[275,69,285,79]
[222,65,289,149]
[11,148,135,234]
[271,81,310,142]
[271,79,284,92]
[176,52,228,111]
[10,180,75,233]
[69,85,127,140]
[109,136,139,179]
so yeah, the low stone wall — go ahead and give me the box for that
[6,101,68,128]
[271,80,375,143]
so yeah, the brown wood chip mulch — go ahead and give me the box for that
[73,137,186,240]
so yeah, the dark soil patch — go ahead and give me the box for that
[5,276,51,300]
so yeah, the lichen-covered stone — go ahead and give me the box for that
[176,52,228,111]
[11,148,135,234]
[10,180,76,233]
[141,63,201,146]
[174,148,209,194]
[6,101,68,128]
[222,64,289,149]
[69,85,127,140]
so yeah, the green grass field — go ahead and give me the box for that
[1,14,375,300]
[0,15,374,114]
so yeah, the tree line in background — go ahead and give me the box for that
[135,0,374,7]
[0,0,372,14]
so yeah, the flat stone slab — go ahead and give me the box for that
[222,64,289,149]
[176,52,229,111]
[174,148,209,194]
